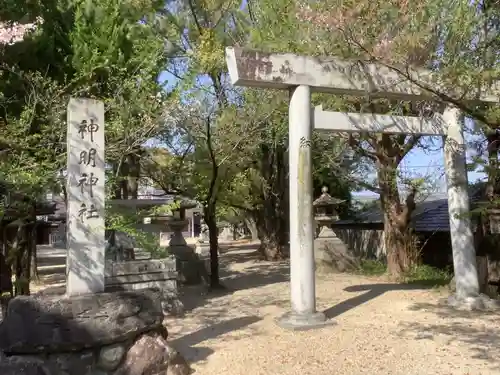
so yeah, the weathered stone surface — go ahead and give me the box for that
[97,343,127,371]
[161,295,185,317]
[105,258,178,295]
[46,351,95,375]
[66,98,106,297]
[314,238,360,273]
[107,258,176,277]
[446,293,500,311]
[0,355,51,375]
[0,289,190,375]
[164,345,192,375]
[0,289,163,354]
[114,333,191,375]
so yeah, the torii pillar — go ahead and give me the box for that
[225,47,499,328]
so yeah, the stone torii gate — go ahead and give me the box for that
[225,47,499,330]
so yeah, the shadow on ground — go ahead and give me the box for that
[322,283,436,320]
[170,315,261,363]
[169,247,284,365]
[179,247,289,313]
[399,302,500,370]
[219,242,261,254]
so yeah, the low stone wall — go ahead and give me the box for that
[0,289,190,375]
[332,227,386,259]
[104,257,184,317]
[105,256,178,293]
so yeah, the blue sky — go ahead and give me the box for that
[159,30,489,198]
[355,120,487,198]
[159,71,487,198]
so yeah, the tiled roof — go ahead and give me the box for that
[335,186,484,233]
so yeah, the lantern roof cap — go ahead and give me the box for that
[313,186,345,206]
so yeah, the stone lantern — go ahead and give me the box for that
[313,187,354,272]
[313,186,343,238]
[165,199,207,284]
[165,199,197,247]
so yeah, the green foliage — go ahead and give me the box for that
[0,0,173,275]
[3,0,498,276]
[356,259,387,276]
[105,206,157,253]
[150,201,181,216]
[356,259,453,287]
[403,265,453,287]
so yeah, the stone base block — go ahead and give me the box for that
[314,237,359,273]
[446,293,500,311]
[276,311,334,331]
[0,290,191,375]
[169,245,210,285]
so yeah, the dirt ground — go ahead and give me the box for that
[167,246,500,375]
[29,243,500,375]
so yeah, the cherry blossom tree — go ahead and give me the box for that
[0,18,41,45]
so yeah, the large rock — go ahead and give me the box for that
[0,289,163,354]
[97,343,127,371]
[115,333,191,375]
[0,289,190,375]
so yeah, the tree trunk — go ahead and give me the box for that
[29,207,39,282]
[255,142,288,260]
[378,165,418,276]
[483,131,500,294]
[383,213,415,275]
[30,227,39,282]
[12,220,31,296]
[0,249,10,314]
[0,221,12,300]
[126,152,140,199]
[244,216,258,241]
[255,209,287,260]
[232,224,237,241]
[0,219,12,315]
[204,205,222,289]
[112,162,123,199]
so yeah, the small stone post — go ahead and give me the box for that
[66,98,106,296]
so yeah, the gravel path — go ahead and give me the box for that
[167,248,500,375]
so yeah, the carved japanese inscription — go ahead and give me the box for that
[66,98,106,296]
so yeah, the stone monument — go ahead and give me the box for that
[66,98,106,297]
[0,98,191,374]
[313,187,358,272]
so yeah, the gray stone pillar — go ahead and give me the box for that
[443,107,480,303]
[277,85,327,330]
[66,98,106,296]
